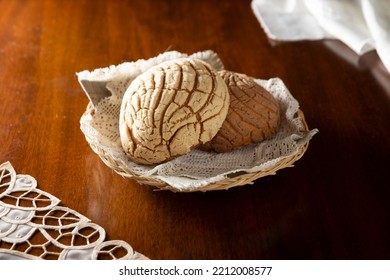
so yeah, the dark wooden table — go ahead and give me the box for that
[1,0,389,260]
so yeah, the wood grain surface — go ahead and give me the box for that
[0,0,389,260]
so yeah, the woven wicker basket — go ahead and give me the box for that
[83,103,310,192]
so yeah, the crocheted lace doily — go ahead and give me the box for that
[0,162,148,260]
[78,50,318,191]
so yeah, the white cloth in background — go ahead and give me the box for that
[251,0,390,73]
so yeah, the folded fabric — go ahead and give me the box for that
[251,0,390,73]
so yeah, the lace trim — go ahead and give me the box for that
[0,162,148,260]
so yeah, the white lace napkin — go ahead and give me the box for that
[251,0,390,73]
[0,162,148,260]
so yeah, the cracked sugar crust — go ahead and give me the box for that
[201,70,281,153]
[119,58,230,165]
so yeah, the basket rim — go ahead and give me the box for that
[83,103,311,192]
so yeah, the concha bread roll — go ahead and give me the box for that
[119,58,230,165]
[201,70,280,153]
